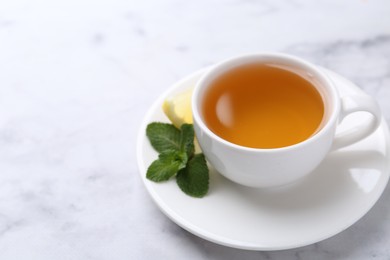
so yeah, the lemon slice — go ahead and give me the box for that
[162,87,194,128]
[162,87,202,152]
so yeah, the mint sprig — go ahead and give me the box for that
[146,122,209,198]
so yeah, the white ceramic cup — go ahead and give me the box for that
[192,53,381,188]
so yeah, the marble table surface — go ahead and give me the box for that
[0,0,389,259]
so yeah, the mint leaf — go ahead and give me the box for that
[176,154,209,198]
[146,123,181,153]
[180,124,195,157]
[147,150,188,182]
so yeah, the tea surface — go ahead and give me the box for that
[202,64,324,148]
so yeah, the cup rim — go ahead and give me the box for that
[192,52,340,153]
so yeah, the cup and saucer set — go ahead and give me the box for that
[137,53,389,250]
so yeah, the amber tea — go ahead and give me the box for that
[201,63,324,149]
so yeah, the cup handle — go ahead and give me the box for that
[331,95,381,150]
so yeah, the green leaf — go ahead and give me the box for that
[146,122,181,153]
[176,154,209,198]
[180,124,195,157]
[146,150,188,182]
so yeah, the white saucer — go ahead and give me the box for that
[136,68,390,250]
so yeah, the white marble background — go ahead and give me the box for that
[0,0,389,259]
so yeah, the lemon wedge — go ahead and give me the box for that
[162,87,202,152]
[162,87,194,128]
